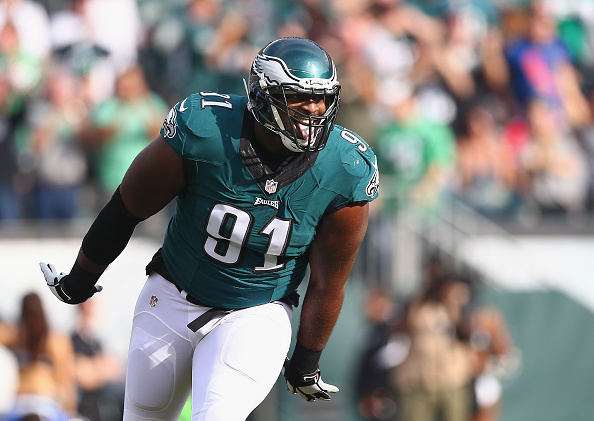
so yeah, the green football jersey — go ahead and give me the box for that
[158,92,379,309]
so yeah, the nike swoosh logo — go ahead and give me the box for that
[303,374,318,382]
[59,284,72,300]
[179,98,188,112]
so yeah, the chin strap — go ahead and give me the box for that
[269,105,305,153]
[280,133,304,153]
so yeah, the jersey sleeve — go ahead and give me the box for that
[323,128,380,213]
[351,148,380,203]
[340,129,380,203]
[160,96,192,157]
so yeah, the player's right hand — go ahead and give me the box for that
[39,262,102,305]
[282,358,339,402]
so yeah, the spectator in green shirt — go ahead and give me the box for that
[375,91,456,216]
[367,90,455,290]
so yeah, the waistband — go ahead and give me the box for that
[167,276,300,310]
[147,248,300,309]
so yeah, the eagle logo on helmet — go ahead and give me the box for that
[253,53,339,92]
[253,54,289,87]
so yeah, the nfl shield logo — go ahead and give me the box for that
[265,179,278,194]
[149,295,159,308]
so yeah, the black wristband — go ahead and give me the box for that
[291,343,323,372]
[63,262,102,303]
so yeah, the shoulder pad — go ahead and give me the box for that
[160,93,247,159]
[320,125,380,202]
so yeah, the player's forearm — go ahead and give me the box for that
[292,203,368,361]
[80,186,145,266]
[296,280,346,351]
[75,248,108,274]
[63,187,145,301]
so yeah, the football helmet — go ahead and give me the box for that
[246,37,341,153]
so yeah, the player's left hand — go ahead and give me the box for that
[282,358,339,402]
[40,262,102,305]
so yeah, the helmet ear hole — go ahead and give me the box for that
[247,37,341,152]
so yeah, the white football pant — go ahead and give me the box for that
[123,273,293,420]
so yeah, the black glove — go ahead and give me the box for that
[40,262,102,304]
[282,357,339,402]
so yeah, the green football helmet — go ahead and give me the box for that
[246,37,341,153]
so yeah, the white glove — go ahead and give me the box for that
[40,262,102,304]
[282,358,339,402]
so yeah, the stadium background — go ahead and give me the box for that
[2,0,594,420]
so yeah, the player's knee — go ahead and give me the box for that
[126,328,177,411]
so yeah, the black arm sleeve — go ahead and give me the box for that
[81,186,146,266]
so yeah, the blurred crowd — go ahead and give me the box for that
[0,0,594,224]
[0,294,124,421]
[354,255,521,421]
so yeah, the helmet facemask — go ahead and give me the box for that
[255,85,340,153]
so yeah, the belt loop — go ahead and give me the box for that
[164,276,207,306]
[187,308,234,332]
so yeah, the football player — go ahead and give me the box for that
[40,37,379,420]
